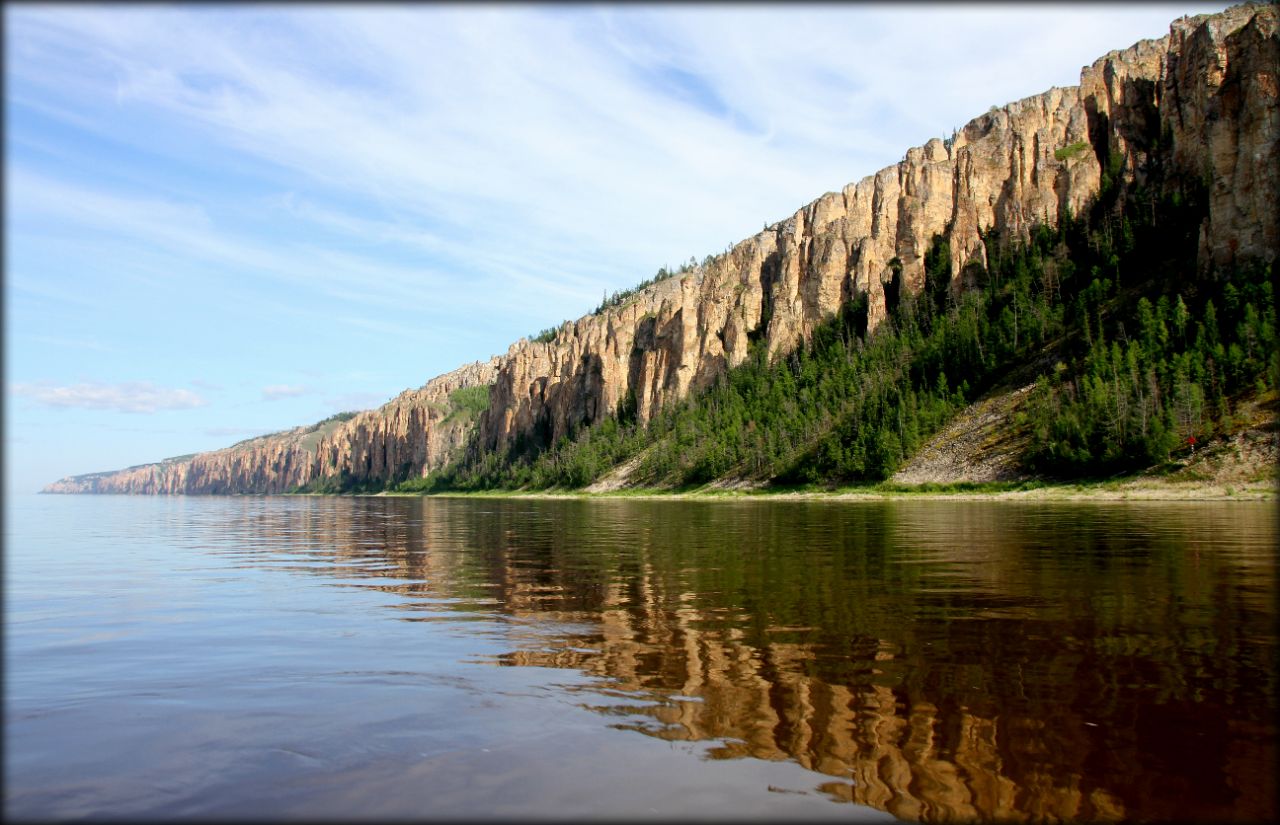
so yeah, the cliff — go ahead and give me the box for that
[479,2,1276,457]
[44,3,1278,495]
[43,358,500,494]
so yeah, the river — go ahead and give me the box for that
[5,494,1275,821]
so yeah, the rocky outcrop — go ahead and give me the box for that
[45,3,1277,494]
[1164,4,1280,266]
[43,358,500,494]
[309,357,500,490]
[476,3,1277,457]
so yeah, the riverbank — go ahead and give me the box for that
[348,424,1279,502]
[377,476,1277,502]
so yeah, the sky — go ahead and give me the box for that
[4,2,1230,493]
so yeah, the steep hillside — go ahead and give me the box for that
[417,183,1274,491]
[44,3,1278,495]
[472,2,1276,461]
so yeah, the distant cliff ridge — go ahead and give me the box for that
[44,3,1278,495]
[43,358,500,495]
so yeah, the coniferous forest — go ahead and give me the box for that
[386,148,1274,494]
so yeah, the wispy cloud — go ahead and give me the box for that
[261,384,310,401]
[11,5,1228,326]
[6,164,564,334]
[7,5,1224,320]
[13,381,208,413]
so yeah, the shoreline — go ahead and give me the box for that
[370,478,1279,503]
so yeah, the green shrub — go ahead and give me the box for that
[1054,140,1090,162]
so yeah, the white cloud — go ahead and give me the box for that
[6,164,580,337]
[9,5,1226,298]
[12,381,208,413]
[261,384,309,401]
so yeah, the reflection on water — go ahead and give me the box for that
[194,498,1280,821]
[7,496,1277,821]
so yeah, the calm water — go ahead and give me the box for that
[4,494,1276,821]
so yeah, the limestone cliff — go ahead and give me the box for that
[44,3,1277,495]
[43,358,500,494]
[478,2,1277,457]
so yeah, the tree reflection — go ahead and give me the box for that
[209,497,1277,822]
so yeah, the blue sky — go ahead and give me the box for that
[5,3,1229,493]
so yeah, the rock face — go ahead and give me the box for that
[44,3,1278,495]
[43,358,500,494]
[476,2,1277,458]
[1165,4,1280,267]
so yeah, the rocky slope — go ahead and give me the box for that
[889,384,1040,486]
[45,3,1278,495]
[889,382,1279,490]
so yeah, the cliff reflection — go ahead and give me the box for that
[210,497,1276,823]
